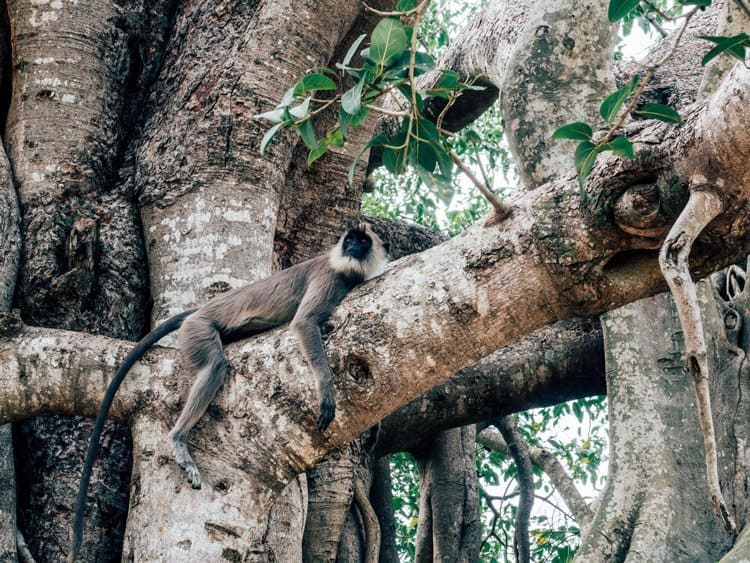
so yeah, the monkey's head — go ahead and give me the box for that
[330,223,388,281]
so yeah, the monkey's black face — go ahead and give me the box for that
[342,229,372,261]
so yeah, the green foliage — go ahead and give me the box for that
[699,33,750,66]
[389,452,420,560]
[599,75,640,123]
[370,18,410,69]
[555,0,716,188]
[253,5,490,193]
[362,104,513,235]
[608,0,642,23]
[475,398,609,562]
[551,122,593,141]
[633,103,682,123]
[388,399,608,562]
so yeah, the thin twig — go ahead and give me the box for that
[643,12,668,38]
[449,151,509,218]
[361,1,423,17]
[658,185,737,534]
[364,104,409,117]
[598,6,698,147]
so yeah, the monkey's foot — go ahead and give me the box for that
[170,437,202,489]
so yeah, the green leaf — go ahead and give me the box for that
[253,107,286,124]
[397,84,424,112]
[574,141,600,183]
[416,117,441,144]
[288,97,311,120]
[435,145,453,180]
[307,141,328,165]
[279,87,295,107]
[260,122,283,154]
[599,74,639,123]
[437,69,460,90]
[294,73,337,95]
[382,141,408,175]
[633,103,682,123]
[699,33,749,66]
[370,18,409,69]
[359,47,377,66]
[339,106,369,137]
[552,122,593,141]
[410,140,437,173]
[298,120,317,150]
[457,82,487,92]
[343,34,367,67]
[396,0,418,10]
[463,129,482,144]
[388,50,436,78]
[425,70,460,98]
[325,127,345,148]
[608,0,641,22]
[604,136,635,159]
[341,74,366,115]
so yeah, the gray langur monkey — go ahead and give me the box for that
[68,223,387,563]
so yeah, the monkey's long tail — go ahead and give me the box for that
[68,309,196,563]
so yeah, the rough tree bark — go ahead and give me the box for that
[0,0,749,561]
[4,0,170,558]
[575,284,743,561]
[413,426,481,563]
[0,133,19,559]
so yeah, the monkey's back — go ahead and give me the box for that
[193,255,331,342]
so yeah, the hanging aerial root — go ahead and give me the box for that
[658,186,737,534]
[353,478,381,563]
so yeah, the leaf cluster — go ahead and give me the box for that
[254,13,483,190]
[700,33,750,66]
[552,75,682,186]
[556,0,750,189]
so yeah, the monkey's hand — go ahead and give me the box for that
[317,389,336,431]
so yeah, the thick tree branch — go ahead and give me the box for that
[501,0,616,187]
[377,317,604,455]
[1,68,749,513]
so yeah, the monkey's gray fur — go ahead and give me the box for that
[68,223,387,562]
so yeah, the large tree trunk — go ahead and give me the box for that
[576,279,747,560]
[1,0,750,561]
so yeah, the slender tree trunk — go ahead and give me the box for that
[414,426,481,563]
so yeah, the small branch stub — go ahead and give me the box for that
[658,187,737,534]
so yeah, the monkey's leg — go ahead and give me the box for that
[170,319,228,489]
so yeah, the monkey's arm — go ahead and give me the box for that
[290,281,348,431]
[292,318,336,430]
